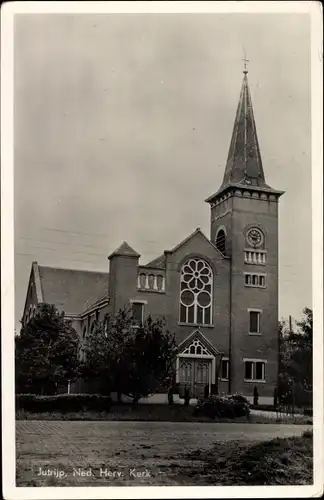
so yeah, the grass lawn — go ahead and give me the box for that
[184,430,313,485]
[16,421,312,486]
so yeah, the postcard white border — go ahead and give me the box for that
[1,1,323,499]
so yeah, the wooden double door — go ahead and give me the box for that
[179,358,211,398]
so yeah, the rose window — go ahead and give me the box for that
[180,258,213,325]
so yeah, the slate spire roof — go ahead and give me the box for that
[222,70,267,188]
[108,241,140,259]
[206,69,284,203]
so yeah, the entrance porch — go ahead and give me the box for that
[175,329,222,398]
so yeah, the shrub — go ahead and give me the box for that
[16,393,112,413]
[194,393,250,419]
[230,393,250,405]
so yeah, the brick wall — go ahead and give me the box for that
[212,192,279,399]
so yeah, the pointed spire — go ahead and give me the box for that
[205,68,284,204]
[221,70,266,188]
[108,241,140,259]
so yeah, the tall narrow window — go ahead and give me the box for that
[132,302,144,326]
[148,274,154,289]
[245,274,251,285]
[139,274,146,289]
[255,362,264,380]
[221,359,229,380]
[215,229,226,255]
[249,311,260,334]
[245,361,253,380]
[179,258,213,325]
[259,275,265,287]
[157,275,163,291]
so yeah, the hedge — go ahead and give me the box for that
[16,394,112,413]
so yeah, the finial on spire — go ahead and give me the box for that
[242,49,249,74]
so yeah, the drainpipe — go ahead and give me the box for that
[216,353,224,395]
[228,260,233,395]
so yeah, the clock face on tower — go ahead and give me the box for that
[247,228,264,247]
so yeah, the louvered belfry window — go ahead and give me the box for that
[216,229,226,255]
[179,258,213,325]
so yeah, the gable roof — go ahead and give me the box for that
[146,228,228,267]
[177,329,222,357]
[165,227,204,254]
[108,241,140,259]
[37,264,109,315]
[166,227,227,259]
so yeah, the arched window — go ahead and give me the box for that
[157,275,163,291]
[179,360,192,384]
[139,273,146,289]
[216,229,226,255]
[148,274,154,289]
[90,321,96,334]
[179,258,213,325]
[82,326,87,339]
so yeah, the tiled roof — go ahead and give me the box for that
[38,265,109,315]
[108,241,140,259]
[82,291,110,314]
[145,254,166,269]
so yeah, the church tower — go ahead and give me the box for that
[206,66,284,400]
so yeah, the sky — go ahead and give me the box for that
[14,13,311,332]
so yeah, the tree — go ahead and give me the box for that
[15,303,80,394]
[82,308,176,402]
[278,308,313,409]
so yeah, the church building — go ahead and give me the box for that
[21,68,284,404]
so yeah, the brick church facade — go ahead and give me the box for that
[22,69,284,404]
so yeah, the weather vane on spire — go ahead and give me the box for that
[242,49,249,74]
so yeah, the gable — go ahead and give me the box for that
[22,273,37,322]
[178,330,221,357]
[166,228,227,266]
